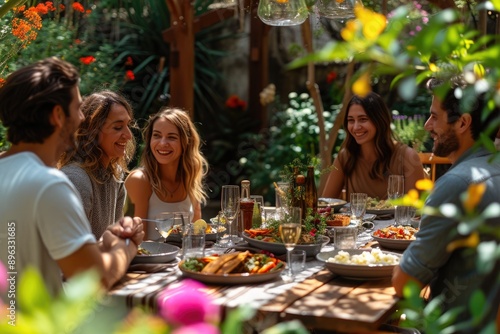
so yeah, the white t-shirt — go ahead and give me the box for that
[0,152,95,298]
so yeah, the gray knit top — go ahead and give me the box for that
[61,163,126,239]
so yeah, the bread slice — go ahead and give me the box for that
[201,252,239,274]
[216,251,250,274]
[326,214,351,226]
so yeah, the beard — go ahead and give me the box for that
[59,118,79,155]
[432,126,459,157]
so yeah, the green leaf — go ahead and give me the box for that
[398,76,417,101]
[18,267,52,314]
[221,305,256,334]
[468,290,486,321]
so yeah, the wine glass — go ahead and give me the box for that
[221,185,240,247]
[279,207,302,277]
[387,175,405,201]
[152,211,191,242]
[350,193,367,226]
[388,175,404,225]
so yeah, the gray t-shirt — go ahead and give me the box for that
[62,163,125,239]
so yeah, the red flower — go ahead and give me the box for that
[326,71,337,84]
[59,4,65,11]
[0,78,6,88]
[225,94,247,110]
[45,2,56,12]
[80,56,96,65]
[125,56,133,66]
[125,70,135,81]
[72,2,84,13]
[74,39,81,44]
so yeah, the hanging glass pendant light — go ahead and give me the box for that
[316,0,362,20]
[258,0,309,26]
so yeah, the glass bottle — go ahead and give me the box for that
[295,172,306,220]
[305,166,318,214]
[240,180,255,231]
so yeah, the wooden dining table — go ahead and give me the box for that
[109,218,402,333]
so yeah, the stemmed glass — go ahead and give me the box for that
[387,175,405,201]
[350,193,367,226]
[388,175,404,225]
[279,207,302,277]
[221,185,240,247]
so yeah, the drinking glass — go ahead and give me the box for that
[388,175,404,225]
[350,193,367,225]
[221,185,240,247]
[278,207,302,277]
[151,211,191,242]
[387,175,404,201]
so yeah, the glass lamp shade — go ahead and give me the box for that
[257,0,309,26]
[316,0,361,20]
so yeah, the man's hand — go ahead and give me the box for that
[107,216,144,247]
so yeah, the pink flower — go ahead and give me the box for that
[0,261,7,292]
[172,323,220,334]
[157,279,220,327]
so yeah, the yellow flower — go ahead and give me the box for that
[415,179,434,191]
[462,183,486,213]
[429,63,438,72]
[446,232,480,252]
[340,20,358,42]
[360,11,386,41]
[352,71,371,97]
[473,63,485,79]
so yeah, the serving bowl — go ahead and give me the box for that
[317,249,401,279]
[242,232,329,257]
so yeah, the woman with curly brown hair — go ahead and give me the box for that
[59,90,136,238]
[322,92,425,200]
[125,108,208,240]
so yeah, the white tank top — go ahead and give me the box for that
[146,191,193,240]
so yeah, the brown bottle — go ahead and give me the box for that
[305,166,318,214]
[240,180,255,231]
[295,173,306,220]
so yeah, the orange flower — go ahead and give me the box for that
[0,78,6,88]
[72,2,85,13]
[125,70,135,81]
[45,2,56,11]
[15,5,26,13]
[59,4,66,11]
[80,56,96,65]
[86,9,92,14]
[35,3,49,14]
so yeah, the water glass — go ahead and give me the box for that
[334,226,358,249]
[350,193,367,224]
[394,205,416,226]
[182,224,205,259]
[387,175,404,200]
[290,249,306,276]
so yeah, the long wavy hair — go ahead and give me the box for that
[341,92,398,180]
[58,90,136,183]
[140,108,208,205]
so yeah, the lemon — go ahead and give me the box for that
[193,219,207,234]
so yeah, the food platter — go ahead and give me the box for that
[316,249,401,279]
[371,234,414,250]
[132,241,179,264]
[165,225,219,242]
[178,260,285,284]
[365,208,395,215]
[242,233,329,257]
[318,198,347,210]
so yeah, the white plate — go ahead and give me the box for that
[316,249,401,279]
[371,234,414,250]
[242,233,329,257]
[318,198,347,209]
[132,241,179,264]
[178,260,285,284]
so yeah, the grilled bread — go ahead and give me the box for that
[201,252,240,274]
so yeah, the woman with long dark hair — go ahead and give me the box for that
[322,92,425,199]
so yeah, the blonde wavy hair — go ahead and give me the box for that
[140,108,208,205]
[58,90,136,183]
